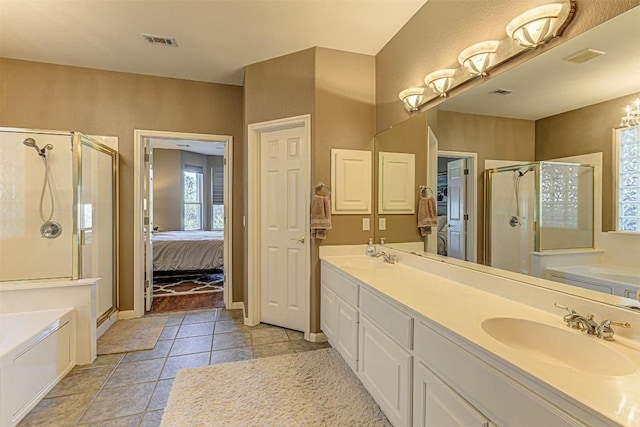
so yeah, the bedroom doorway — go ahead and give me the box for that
[133,130,234,318]
[436,151,477,262]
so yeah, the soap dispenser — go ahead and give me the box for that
[366,238,376,257]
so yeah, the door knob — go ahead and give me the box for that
[291,237,305,243]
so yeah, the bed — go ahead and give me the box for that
[153,230,224,272]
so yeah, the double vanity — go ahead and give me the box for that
[320,245,640,426]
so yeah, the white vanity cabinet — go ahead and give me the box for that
[413,361,494,427]
[358,286,414,426]
[320,263,359,372]
[359,315,413,427]
[414,321,589,427]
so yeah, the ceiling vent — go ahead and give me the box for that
[563,48,605,64]
[142,34,178,47]
[489,89,514,96]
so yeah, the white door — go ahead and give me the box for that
[447,158,467,260]
[260,126,308,331]
[144,143,154,311]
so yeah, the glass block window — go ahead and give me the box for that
[540,163,578,228]
[618,126,640,232]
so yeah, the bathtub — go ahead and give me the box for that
[0,278,98,365]
[0,308,75,427]
[544,265,640,299]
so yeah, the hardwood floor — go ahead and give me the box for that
[150,291,224,313]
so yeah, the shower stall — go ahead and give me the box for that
[485,161,594,275]
[0,128,118,325]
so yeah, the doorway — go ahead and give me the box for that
[132,130,233,318]
[247,115,311,338]
[436,151,477,262]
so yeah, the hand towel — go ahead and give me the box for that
[311,195,332,239]
[417,196,437,236]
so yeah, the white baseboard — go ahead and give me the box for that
[118,310,138,320]
[97,311,119,338]
[308,332,328,343]
[230,302,244,310]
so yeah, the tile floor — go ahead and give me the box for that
[19,308,330,427]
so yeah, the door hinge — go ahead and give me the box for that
[464,214,469,221]
[144,279,150,289]
[223,157,227,166]
[464,168,469,175]
[144,216,150,226]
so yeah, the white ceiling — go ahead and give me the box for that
[438,6,640,120]
[150,138,225,156]
[0,0,426,86]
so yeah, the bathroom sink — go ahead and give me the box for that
[481,317,636,376]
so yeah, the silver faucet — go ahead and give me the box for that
[374,251,398,264]
[555,303,597,334]
[555,303,631,340]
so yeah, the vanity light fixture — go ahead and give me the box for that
[424,69,456,97]
[399,88,425,112]
[621,98,640,127]
[458,41,500,76]
[506,3,569,48]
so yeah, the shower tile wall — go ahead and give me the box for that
[0,131,74,281]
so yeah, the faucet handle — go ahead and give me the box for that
[554,302,577,314]
[554,303,579,325]
[596,319,631,341]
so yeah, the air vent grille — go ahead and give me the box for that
[563,48,605,64]
[142,34,178,47]
[489,89,514,96]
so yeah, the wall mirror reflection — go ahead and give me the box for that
[374,6,640,310]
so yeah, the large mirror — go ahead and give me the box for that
[374,6,640,310]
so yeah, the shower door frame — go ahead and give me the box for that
[73,133,119,326]
[484,162,541,268]
[485,161,595,267]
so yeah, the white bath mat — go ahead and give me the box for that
[161,348,390,426]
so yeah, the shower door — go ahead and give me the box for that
[77,134,118,325]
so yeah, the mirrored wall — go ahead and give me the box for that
[373,6,640,310]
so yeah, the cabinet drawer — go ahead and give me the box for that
[321,264,359,307]
[360,286,413,349]
[414,321,587,427]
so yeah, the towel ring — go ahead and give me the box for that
[419,185,434,198]
[314,182,331,196]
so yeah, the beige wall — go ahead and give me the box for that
[436,110,535,263]
[153,149,182,231]
[535,92,640,231]
[376,0,640,133]
[0,58,244,308]
[243,47,375,331]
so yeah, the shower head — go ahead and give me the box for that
[23,138,37,147]
[23,138,53,157]
[23,137,42,156]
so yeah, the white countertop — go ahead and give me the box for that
[320,253,640,426]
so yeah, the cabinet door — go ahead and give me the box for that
[335,298,358,372]
[359,315,412,427]
[321,284,337,342]
[414,361,492,427]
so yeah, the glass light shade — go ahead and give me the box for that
[506,3,565,48]
[620,98,640,127]
[458,41,500,76]
[398,87,425,112]
[424,69,456,97]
